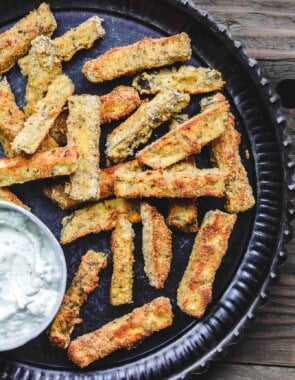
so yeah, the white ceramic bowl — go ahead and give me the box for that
[0,201,67,351]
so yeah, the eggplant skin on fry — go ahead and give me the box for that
[82,32,191,83]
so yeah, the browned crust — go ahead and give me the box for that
[141,202,172,289]
[177,210,237,318]
[0,146,78,187]
[60,198,141,244]
[68,297,173,367]
[82,32,191,83]
[0,187,29,209]
[110,216,135,305]
[48,251,107,349]
[136,100,230,169]
[0,3,57,75]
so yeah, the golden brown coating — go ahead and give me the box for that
[50,86,141,145]
[201,94,255,213]
[53,16,105,62]
[60,198,141,244]
[114,165,225,199]
[49,251,107,349]
[68,297,173,368]
[0,146,78,187]
[166,115,198,233]
[0,3,57,75]
[110,216,135,306]
[136,99,230,169]
[0,77,26,156]
[106,89,190,165]
[12,74,74,155]
[141,202,172,289]
[177,210,237,318]
[82,32,191,83]
[18,36,62,116]
[66,95,101,201]
[132,66,224,94]
[0,187,29,209]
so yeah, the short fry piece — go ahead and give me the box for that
[68,297,173,368]
[110,216,135,305]
[106,89,190,165]
[66,95,101,201]
[201,94,255,213]
[0,3,57,75]
[60,198,141,244]
[177,210,237,318]
[0,146,78,187]
[141,202,172,289]
[83,32,191,83]
[12,74,74,154]
[133,66,224,94]
[49,250,107,349]
[137,100,230,169]
[18,36,62,116]
[114,165,225,199]
[54,16,105,62]
[0,187,29,209]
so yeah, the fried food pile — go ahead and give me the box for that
[0,3,255,367]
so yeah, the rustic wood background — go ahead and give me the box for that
[192,1,295,378]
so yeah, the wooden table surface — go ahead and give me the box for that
[192,1,295,378]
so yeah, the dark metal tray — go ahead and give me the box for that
[0,0,293,378]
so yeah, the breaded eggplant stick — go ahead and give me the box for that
[68,297,173,368]
[0,146,78,187]
[177,210,237,318]
[0,187,29,209]
[200,94,255,213]
[60,198,141,244]
[166,115,198,233]
[83,32,191,83]
[0,77,26,156]
[0,3,57,75]
[106,89,190,165]
[66,95,101,201]
[141,202,172,289]
[18,36,62,116]
[53,16,105,62]
[110,216,135,305]
[12,74,74,154]
[50,86,141,145]
[137,99,230,169]
[133,66,224,94]
[49,251,107,349]
[114,165,225,199]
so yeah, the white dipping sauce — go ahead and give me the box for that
[0,209,63,348]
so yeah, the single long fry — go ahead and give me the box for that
[141,202,172,289]
[106,89,190,165]
[60,198,141,244]
[66,95,101,201]
[49,250,107,349]
[0,3,57,75]
[0,146,78,187]
[68,297,173,368]
[18,36,62,115]
[12,74,74,154]
[0,187,29,209]
[201,94,255,213]
[110,216,135,306]
[83,32,191,83]
[53,16,105,62]
[133,66,224,94]
[114,165,225,199]
[177,210,237,318]
[137,100,230,169]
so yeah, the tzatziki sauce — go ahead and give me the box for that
[0,208,65,349]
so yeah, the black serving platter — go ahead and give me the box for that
[0,0,293,379]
